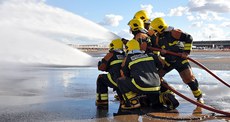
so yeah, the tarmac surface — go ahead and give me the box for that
[0,50,230,121]
[190,50,230,70]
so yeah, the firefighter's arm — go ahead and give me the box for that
[135,33,151,51]
[120,57,130,77]
[148,32,161,55]
[147,29,156,37]
[171,29,193,54]
[98,52,113,71]
[153,55,164,70]
[153,55,168,78]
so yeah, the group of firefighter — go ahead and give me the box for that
[96,10,204,110]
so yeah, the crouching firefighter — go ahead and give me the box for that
[117,39,179,110]
[96,38,125,108]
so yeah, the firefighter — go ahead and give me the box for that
[133,10,160,55]
[133,10,151,30]
[128,18,152,53]
[117,39,179,110]
[96,38,125,108]
[150,17,204,104]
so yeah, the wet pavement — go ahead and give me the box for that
[0,67,121,121]
[0,66,230,121]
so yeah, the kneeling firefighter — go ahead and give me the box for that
[117,39,179,110]
[96,38,125,108]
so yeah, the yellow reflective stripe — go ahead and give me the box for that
[96,93,108,100]
[107,73,117,87]
[110,59,123,66]
[96,94,99,100]
[164,60,171,66]
[161,45,165,49]
[162,89,174,94]
[128,57,154,69]
[182,59,189,64]
[147,38,151,43]
[159,93,164,104]
[124,91,137,100]
[169,41,178,46]
[101,94,108,97]
[101,97,108,100]
[101,94,108,100]
[159,90,174,105]
[96,93,108,97]
[192,89,202,97]
[131,79,160,91]
[153,51,160,55]
[184,47,191,50]
[184,43,192,50]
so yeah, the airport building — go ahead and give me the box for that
[193,40,230,49]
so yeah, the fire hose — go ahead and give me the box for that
[148,47,230,116]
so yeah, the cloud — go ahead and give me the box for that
[221,22,230,28]
[188,0,206,8]
[168,6,189,16]
[186,12,226,21]
[203,24,226,40]
[138,2,230,40]
[191,21,203,27]
[140,4,166,18]
[99,14,123,27]
[188,0,230,13]
[190,18,230,41]
[187,15,196,21]
[0,0,45,4]
[140,4,153,15]
[192,23,227,40]
[151,12,166,18]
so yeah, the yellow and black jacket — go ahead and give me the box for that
[98,50,125,82]
[121,51,163,90]
[151,28,193,62]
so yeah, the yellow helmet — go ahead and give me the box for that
[109,38,123,50]
[126,39,140,52]
[150,17,168,34]
[134,10,151,24]
[128,18,145,32]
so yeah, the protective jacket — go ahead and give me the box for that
[121,51,163,91]
[98,50,125,82]
[151,27,193,61]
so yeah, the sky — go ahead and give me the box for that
[0,0,230,44]
[44,0,230,41]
